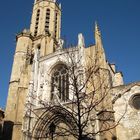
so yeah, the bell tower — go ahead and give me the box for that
[30,0,61,40]
[30,0,62,56]
[30,0,61,39]
[5,0,62,140]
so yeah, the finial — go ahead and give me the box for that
[95,21,98,28]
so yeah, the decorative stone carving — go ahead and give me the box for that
[78,33,85,47]
[58,39,64,49]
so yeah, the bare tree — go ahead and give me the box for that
[47,46,118,140]
[23,42,127,140]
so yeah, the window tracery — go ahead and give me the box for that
[51,65,69,102]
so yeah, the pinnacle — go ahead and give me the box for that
[95,21,101,36]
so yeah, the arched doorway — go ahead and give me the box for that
[32,106,78,140]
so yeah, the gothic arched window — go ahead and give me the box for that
[51,64,69,102]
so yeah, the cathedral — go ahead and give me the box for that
[4,0,140,140]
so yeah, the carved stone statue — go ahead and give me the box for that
[78,33,85,47]
[58,39,64,49]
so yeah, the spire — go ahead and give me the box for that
[94,21,103,49]
[94,22,107,68]
[95,21,101,42]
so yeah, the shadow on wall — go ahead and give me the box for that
[82,135,117,140]
[2,121,14,140]
[82,136,95,140]
[104,136,117,140]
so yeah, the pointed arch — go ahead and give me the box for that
[32,106,78,139]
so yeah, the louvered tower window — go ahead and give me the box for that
[55,12,58,38]
[51,65,69,102]
[45,8,50,34]
[34,9,40,37]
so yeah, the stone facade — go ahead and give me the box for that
[5,0,140,140]
[113,82,140,140]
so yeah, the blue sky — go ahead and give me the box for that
[0,0,140,108]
